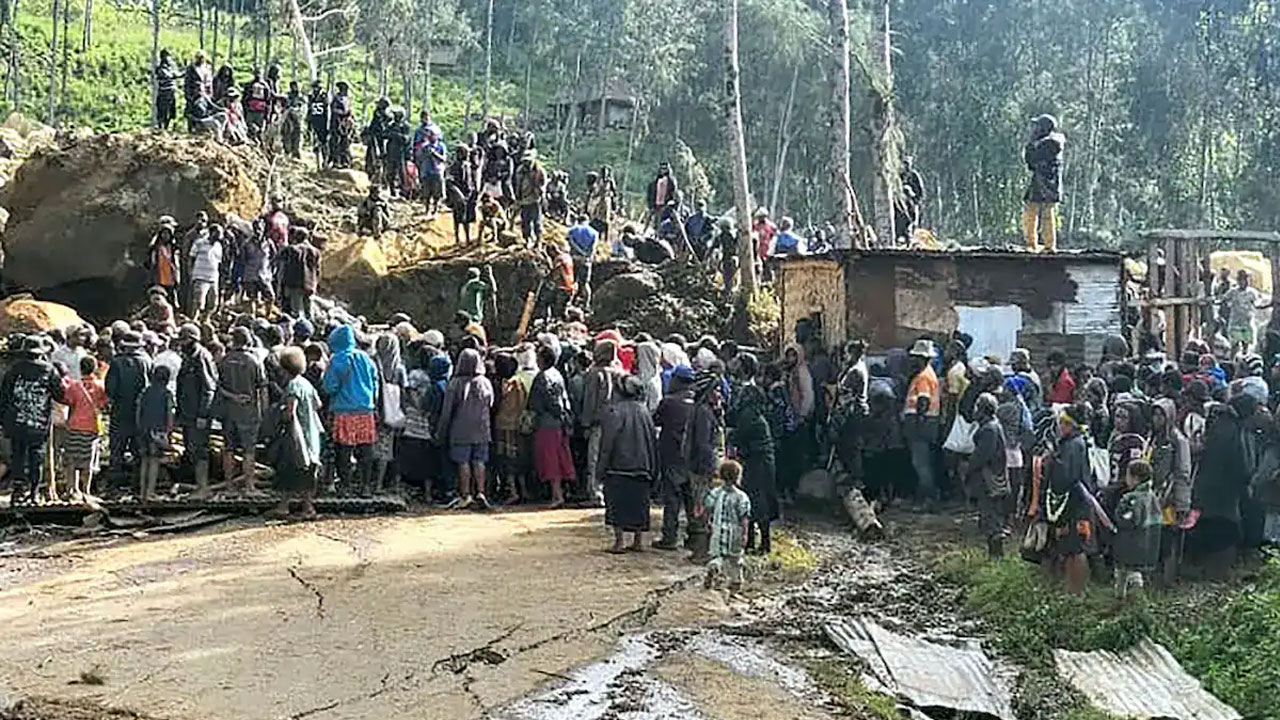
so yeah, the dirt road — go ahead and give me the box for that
[0,510,836,720]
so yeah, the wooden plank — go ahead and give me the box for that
[1141,297,1209,307]
[1163,235,1176,354]
[1140,229,1280,243]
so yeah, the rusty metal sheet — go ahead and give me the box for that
[825,619,1016,720]
[1054,639,1240,720]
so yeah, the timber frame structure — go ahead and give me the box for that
[1139,229,1280,360]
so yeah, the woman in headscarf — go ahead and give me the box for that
[323,325,380,496]
[660,342,691,393]
[1150,397,1192,584]
[1042,403,1095,594]
[634,341,663,414]
[530,343,575,507]
[594,329,633,372]
[599,375,659,552]
[373,333,406,495]
[492,351,527,505]
[437,348,495,510]
[1192,399,1250,575]
[682,369,724,561]
[779,343,814,503]
[729,364,778,555]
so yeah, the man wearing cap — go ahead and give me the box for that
[458,265,497,326]
[1022,113,1065,252]
[218,327,268,494]
[904,339,942,508]
[329,82,355,168]
[176,324,218,497]
[0,335,66,504]
[105,331,152,479]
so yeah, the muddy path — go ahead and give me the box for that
[0,507,992,720]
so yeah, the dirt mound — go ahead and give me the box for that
[1,132,264,319]
[591,261,733,340]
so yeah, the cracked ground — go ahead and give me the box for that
[0,509,785,720]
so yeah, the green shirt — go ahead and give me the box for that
[459,277,493,323]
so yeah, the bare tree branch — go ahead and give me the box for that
[302,5,356,23]
[313,42,356,58]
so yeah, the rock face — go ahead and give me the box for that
[592,270,664,311]
[0,295,83,335]
[0,132,262,319]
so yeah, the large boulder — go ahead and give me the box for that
[0,294,84,335]
[0,132,262,320]
[593,270,664,312]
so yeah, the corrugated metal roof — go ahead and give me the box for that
[825,619,1017,720]
[1054,639,1241,720]
[778,247,1124,263]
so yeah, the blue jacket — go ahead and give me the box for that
[322,325,380,414]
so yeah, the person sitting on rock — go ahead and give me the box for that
[222,86,249,145]
[357,185,391,238]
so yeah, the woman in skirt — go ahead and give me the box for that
[599,376,659,553]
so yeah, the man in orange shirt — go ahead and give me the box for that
[904,339,942,508]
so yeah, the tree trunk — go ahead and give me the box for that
[196,0,203,53]
[252,17,259,68]
[621,99,641,200]
[264,0,272,70]
[212,3,219,64]
[7,0,19,109]
[290,22,297,82]
[827,0,857,248]
[82,0,93,50]
[556,50,581,160]
[462,54,474,133]
[228,0,237,66]
[149,0,159,128]
[285,0,316,80]
[423,0,433,118]
[522,18,539,125]
[47,0,60,124]
[481,0,494,122]
[59,0,69,105]
[867,0,896,246]
[724,0,756,294]
[770,63,800,216]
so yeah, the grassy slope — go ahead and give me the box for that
[3,0,521,137]
[936,549,1280,720]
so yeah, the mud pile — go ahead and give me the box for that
[1,132,264,319]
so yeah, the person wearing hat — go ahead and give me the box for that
[0,335,66,505]
[175,323,217,497]
[218,326,268,495]
[148,217,182,311]
[362,97,393,186]
[904,338,942,508]
[514,148,548,246]
[968,392,1009,558]
[1022,113,1065,252]
[222,84,249,145]
[105,330,153,478]
[306,80,331,167]
[655,363,696,548]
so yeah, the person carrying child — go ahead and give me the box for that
[1113,459,1162,599]
[137,364,175,502]
[704,459,752,592]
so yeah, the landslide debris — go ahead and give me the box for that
[1,132,264,319]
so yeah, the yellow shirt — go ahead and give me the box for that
[946,361,970,399]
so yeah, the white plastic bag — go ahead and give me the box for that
[943,414,976,454]
[381,383,406,429]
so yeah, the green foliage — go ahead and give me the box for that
[806,658,900,720]
[935,550,1280,719]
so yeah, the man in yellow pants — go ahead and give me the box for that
[1022,114,1065,252]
